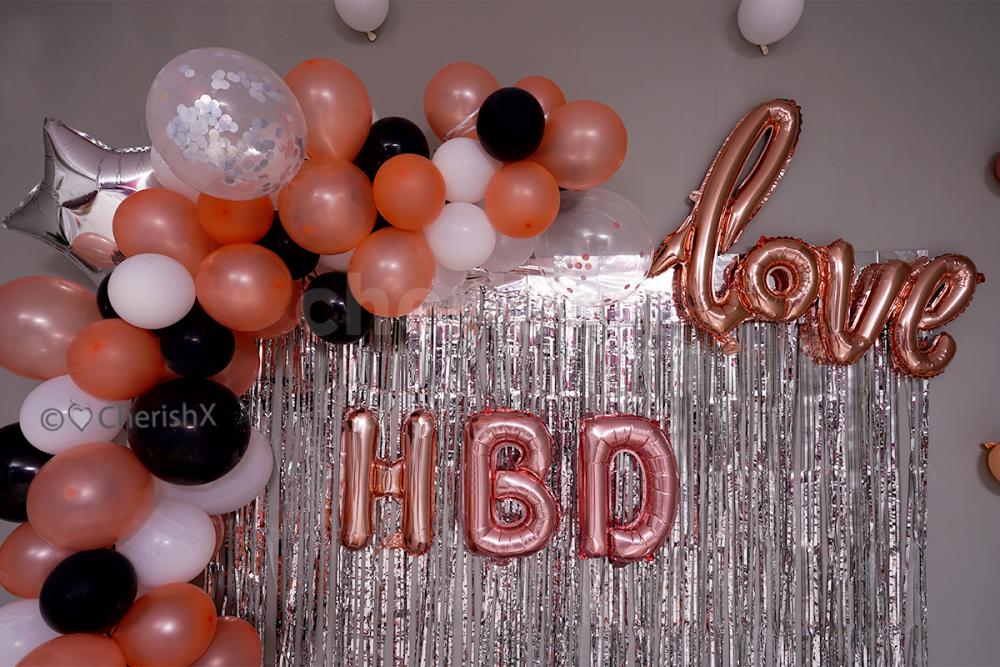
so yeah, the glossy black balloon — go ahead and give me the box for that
[304,272,374,344]
[128,378,250,485]
[258,215,319,280]
[476,87,545,163]
[158,303,235,377]
[354,116,430,180]
[96,272,118,319]
[0,423,53,521]
[39,549,137,634]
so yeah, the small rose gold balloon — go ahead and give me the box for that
[210,333,260,396]
[285,58,372,162]
[112,583,218,667]
[348,228,435,318]
[514,76,567,117]
[196,244,293,332]
[532,100,628,191]
[19,634,126,667]
[987,443,1000,483]
[113,188,217,275]
[423,62,499,140]
[189,617,263,667]
[0,522,73,598]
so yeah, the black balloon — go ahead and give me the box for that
[0,423,52,522]
[158,302,235,377]
[96,272,118,319]
[39,549,137,634]
[304,272,374,344]
[258,214,319,280]
[354,116,430,180]
[476,87,545,163]
[128,378,250,485]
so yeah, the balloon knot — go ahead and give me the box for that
[367,31,377,42]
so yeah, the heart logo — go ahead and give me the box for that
[67,402,93,431]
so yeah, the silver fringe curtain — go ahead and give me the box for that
[205,272,929,667]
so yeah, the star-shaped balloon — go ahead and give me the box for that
[1,119,156,283]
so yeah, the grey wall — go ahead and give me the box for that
[1,1,998,664]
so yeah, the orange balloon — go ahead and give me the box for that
[423,62,499,140]
[112,583,218,667]
[210,333,259,396]
[286,58,372,162]
[27,443,154,550]
[484,162,560,239]
[113,189,217,275]
[253,281,303,339]
[196,244,293,332]
[67,319,164,400]
[532,100,628,190]
[373,155,446,231]
[277,159,376,254]
[514,76,567,117]
[196,194,274,245]
[19,634,126,667]
[190,617,263,667]
[347,228,434,318]
[0,522,73,598]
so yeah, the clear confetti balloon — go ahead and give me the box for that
[536,189,652,307]
[146,48,307,201]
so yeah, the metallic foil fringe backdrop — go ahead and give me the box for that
[206,267,929,667]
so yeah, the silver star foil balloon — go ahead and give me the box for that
[1,119,156,284]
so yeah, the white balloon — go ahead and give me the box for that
[109,254,196,329]
[334,0,389,34]
[149,146,199,202]
[316,250,354,274]
[116,498,216,588]
[424,203,496,271]
[156,431,273,514]
[482,233,536,273]
[737,0,804,47]
[0,599,59,667]
[424,265,468,304]
[432,138,499,203]
[19,375,129,455]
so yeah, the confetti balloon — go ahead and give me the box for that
[146,48,307,200]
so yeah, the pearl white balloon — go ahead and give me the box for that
[116,498,216,588]
[482,233,536,273]
[19,375,129,454]
[737,0,804,47]
[149,146,199,202]
[335,0,389,34]
[109,254,196,329]
[156,431,273,515]
[432,138,500,203]
[317,250,354,274]
[424,265,467,304]
[0,599,59,667]
[424,203,496,271]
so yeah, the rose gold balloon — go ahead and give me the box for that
[67,319,164,400]
[189,617,263,667]
[987,443,1000,483]
[463,410,560,560]
[277,159,376,254]
[196,244,293,332]
[196,194,274,245]
[532,100,627,191]
[252,280,303,339]
[735,237,819,322]
[423,62,499,140]
[373,154,446,231]
[210,333,259,395]
[514,76,566,117]
[340,409,436,554]
[484,161,560,239]
[27,443,154,550]
[210,515,226,559]
[112,583,218,667]
[578,415,678,565]
[19,634,126,667]
[0,276,100,380]
[347,228,434,317]
[113,189,217,275]
[285,58,372,162]
[0,522,72,598]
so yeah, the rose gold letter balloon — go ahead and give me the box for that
[0,522,73,598]
[736,237,819,321]
[0,276,100,380]
[196,244,293,332]
[113,189,217,275]
[27,443,154,550]
[112,583,218,667]
[347,228,435,317]
[19,634,126,667]
[423,62,499,140]
[463,410,560,560]
[285,58,372,162]
[578,415,678,565]
[190,616,263,667]
[340,409,437,555]
[532,100,627,191]
[890,254,980,378]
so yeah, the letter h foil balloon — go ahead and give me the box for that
[463,410,560,561]
[578,415,679,566]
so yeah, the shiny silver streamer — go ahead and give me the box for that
[206,267,929,666]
